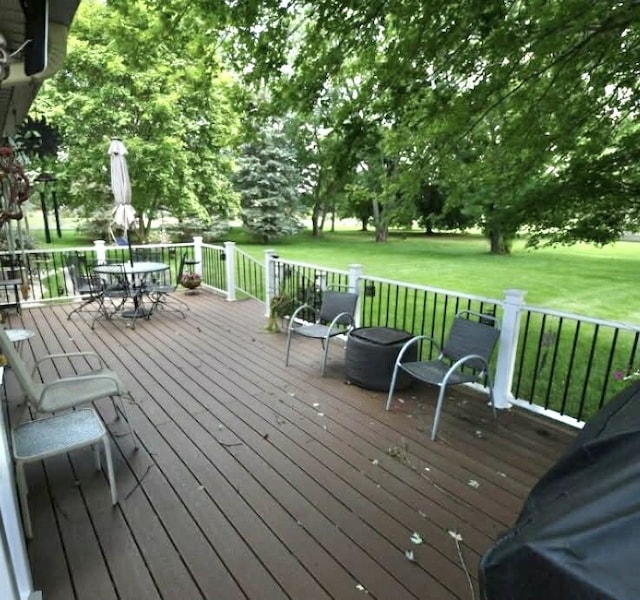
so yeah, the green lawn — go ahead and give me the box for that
[27,223,640,324]
[232,229,640,324]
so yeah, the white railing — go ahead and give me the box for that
[262,253,640,428]
[4,241,637,427]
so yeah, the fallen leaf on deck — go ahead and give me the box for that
[404,549,415,561]
[410,532,423,545]
[448,530,463,541]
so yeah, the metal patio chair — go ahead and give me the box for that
[0,254,23,314]
[145,252,189,318]
[285,287,359,376]
[12,407,117,538]
[66,252,105,320]
[90,262,133,329]
[385,310,500,440]
[0,327,137,448]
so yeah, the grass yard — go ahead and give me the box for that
[234,229,640,325]
[25,222,640,325]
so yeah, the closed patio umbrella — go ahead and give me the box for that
[108,138,135,264]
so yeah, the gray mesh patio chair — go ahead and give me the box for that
[0,327,137,448]
[285,287,358,376]
[12,407,117,538]
[145,252,189,318]
[385,310,500,440]
[0,254,23,314]
[66,252,105,320]
[90,263,131,330]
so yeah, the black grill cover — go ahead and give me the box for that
[479,382,640,600]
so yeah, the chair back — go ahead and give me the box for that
[65,253,102,296]
[0,255,22,280]
[0,328,41,406]
[99,263,131,296]
[442,311,500,371]
[318,290,358,325]
[176,253,188,286]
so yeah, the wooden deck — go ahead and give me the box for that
[3,291,576,600]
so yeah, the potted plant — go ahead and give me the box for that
[180,272,202,292]
[266,294,296,332]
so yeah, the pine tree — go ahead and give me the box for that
[235,128,303,243]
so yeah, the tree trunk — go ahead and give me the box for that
[424,218,434,236]
[319,205,327,233]
[311,203,321,236]
[375,224,388,242]
[488,229,511,255]
[371,197,388,242]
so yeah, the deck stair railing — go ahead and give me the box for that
[2,240,639,428]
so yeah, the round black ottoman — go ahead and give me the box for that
[346,327,417,391]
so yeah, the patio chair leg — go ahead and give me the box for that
[285,330,293,366]
[385,364,401,411]
[68,296,100,320]
[320,337,330,376]
[15,462,32,539]
[431,385,448,441]
[115,393,138,450]
[93,443,102,471]
[102,436,118,505]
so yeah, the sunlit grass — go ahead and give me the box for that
[27,222,640,324]
[232,229,640,324]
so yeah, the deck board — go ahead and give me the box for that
[2,291,576,600]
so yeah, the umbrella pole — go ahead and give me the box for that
[126,228,134,266]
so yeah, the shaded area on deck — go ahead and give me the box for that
[2,291,575,600]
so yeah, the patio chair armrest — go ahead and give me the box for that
[442,353,490,385]
[395,335,442,365]
[288,303,318,330]
[42,373,120,394]
[326,312,355,333]
[32,351,106,375]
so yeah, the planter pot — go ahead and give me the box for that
[181,278,202,294]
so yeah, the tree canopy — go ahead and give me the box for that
[29,0,241,240]
[20,0,640,251]
[157,0,640,251]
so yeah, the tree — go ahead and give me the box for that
[234,124,303,242]
[29,0,241,241]
[164,0,640,252]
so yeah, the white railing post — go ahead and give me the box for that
[224,241,236,301]
[193,236,203,276]
[348,263,363,328]
[264,249,277,318]
[494,289,527,409]
[93,240,106,264]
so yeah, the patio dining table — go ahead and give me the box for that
[93,261,169,321]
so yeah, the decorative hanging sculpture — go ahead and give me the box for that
[0,146,31,226]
